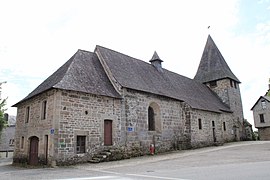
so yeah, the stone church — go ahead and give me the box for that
[13,35,245,166]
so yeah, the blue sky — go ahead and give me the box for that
[0,0,270,128]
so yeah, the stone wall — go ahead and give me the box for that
[122,88,191,153]
[13,89,56,165]
[190,110,236,148]
[54,90,122,165]
[13,86,241,166]
[206,79,244,140]
[258,127,270,140]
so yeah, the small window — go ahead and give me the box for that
[76,136,86,154]
[148,106,155,131]
[9,139,14,146]
[230,80,233,87]
[198,119,202,130]
[259,114,265,123]
[212,121,215,127]
[21,136,24,149]
[234,81,237,89]
[25,106,30,123]
[261,100,266,109]
[223,122,226,131]
[41,100,47,120]
[209,81,217,88]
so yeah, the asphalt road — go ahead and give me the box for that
[1,141,270,180]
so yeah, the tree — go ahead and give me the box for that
[0,98,7,132]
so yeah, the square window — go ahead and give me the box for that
[77,136,86,154]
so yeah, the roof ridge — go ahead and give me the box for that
[95,45,151,64]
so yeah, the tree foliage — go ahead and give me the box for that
[0,98,7,132]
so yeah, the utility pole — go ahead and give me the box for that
[0,81,7,99]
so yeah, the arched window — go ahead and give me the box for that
[148,106,155,131]
[148,102,161,132]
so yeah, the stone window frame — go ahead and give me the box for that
[74,130,89,154]
[41,100,47,120]
[148,102,162,133]
[76,136,86,154]
[259,114,265,123]
[25,106,30,123]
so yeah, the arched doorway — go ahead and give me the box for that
[29,136,39,165]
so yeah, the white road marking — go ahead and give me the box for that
[55,176,120,180]
[126,173,190,180]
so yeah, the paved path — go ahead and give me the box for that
[1,141,270,180]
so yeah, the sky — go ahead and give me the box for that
[0,0,270,128]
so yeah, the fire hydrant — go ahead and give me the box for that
[150,144,155,155]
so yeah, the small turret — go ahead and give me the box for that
[150,51,163,72]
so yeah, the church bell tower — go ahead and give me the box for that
[194,35,244,140]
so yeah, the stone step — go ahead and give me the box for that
[88,158,101,163]
[94,154,107,159]
[100,151,112,156]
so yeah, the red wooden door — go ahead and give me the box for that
[29,136,39,165]
[104,120,112,146]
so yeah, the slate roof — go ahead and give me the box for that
[194,35,240,83]
[13,50,121,106]
[95,45,231,113]
[14,40,233,113]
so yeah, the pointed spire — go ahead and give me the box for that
[149,51,163,72]
[194,35,240,83]
[150,51,163,62]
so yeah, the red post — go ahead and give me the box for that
[150,144,155,155]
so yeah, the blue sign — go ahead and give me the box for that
[50,128,55,135]
[128,127,134,132]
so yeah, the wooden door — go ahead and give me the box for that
[104,120,112,146]
[29,136,39,165]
